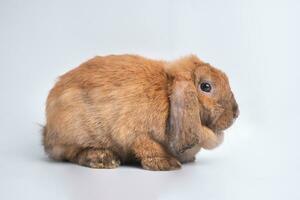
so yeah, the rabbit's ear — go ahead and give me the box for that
[167,80,202,155]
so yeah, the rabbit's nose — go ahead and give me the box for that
[230,93,239,119]
[232,104,239,118]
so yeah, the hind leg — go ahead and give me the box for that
[46,145,121,169]
[73,148,121,169]
[43,125,121,169]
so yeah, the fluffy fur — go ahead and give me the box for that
[43,54,239,170]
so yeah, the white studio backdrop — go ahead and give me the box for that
[0,0,299,200]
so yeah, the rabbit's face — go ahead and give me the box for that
[194,64,239,131]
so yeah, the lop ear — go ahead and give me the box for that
[167,79,203,155]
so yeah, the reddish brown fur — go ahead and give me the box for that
[43,54,239,170]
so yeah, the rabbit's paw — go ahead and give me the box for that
[76,148,121,169]
[141,157,181,171]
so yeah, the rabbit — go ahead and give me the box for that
[43,54,239,171]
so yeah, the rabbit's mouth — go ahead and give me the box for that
[210,111,236,131]
[201,99,239,132]
[201,110,234,132]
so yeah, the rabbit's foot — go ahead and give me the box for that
[141,157,181,171]
[76,148,120,169]
[132,135,182,171]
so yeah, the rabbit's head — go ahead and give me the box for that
[166,55,239,155]
[194,63,239,132]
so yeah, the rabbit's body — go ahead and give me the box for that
[44,55,175,163]
[43,54,238,170]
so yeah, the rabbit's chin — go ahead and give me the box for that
[215,130,224,135]
[213,116,236,132]
[206,126,224,136]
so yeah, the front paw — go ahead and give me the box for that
[201,128,224,149]
[141,157,181,171]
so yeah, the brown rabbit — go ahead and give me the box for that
[43,54,239,170]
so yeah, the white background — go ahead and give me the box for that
[0,0,299,199]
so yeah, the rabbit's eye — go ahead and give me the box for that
[200,82,212,93]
